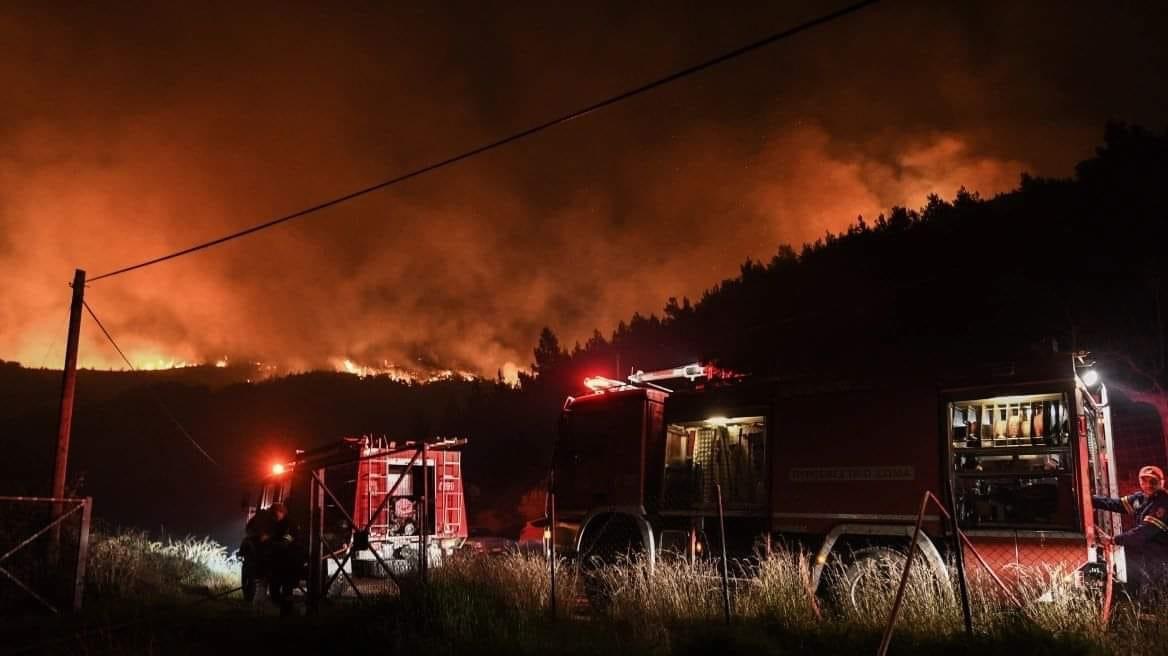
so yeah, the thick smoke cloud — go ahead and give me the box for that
[1,2,1164,377]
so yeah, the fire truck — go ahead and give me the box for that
[552,355,1123,595]
[242,435,467,600]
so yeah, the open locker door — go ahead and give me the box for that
[1078,381,1125,581]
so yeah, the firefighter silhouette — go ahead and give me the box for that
[240,502,300,613]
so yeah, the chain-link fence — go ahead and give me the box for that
[0,496,92,614]
[314,452,459,600]
[318,456,402,599]
[964,534,1086,582]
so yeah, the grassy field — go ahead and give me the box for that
[3,531,1166,655]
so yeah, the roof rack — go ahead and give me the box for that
[583,362,710,394]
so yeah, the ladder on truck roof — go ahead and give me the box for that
[628,363,707,385]
[585,362,710,393]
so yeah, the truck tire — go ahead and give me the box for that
[578,514,644,565]
[830,546,906,613]
[831,545,945,614]
[578,514,644,612]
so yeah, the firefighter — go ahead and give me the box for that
[241,502,297,610]
[1092,465,1168,599]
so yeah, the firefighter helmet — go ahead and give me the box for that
[1138,465,1165,483]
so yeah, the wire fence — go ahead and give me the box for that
[962,534,1088,582]
[0,496,92,614]
[313,453,452,600]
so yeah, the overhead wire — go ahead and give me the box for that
[37,316,68,369]
[82,300,220,466]
[63,1,879,473]
[0,316,69,407]
[87,0,878,283]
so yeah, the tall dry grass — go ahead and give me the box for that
[738,549,823,629]
[86,530,240,599]
[556,546,1162,653]
[76,529,1168,654]
[434,549,579,614]
[389,550,579,649]
[588,549,823,629]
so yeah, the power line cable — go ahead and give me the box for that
[88,0,878,283]
[82,300,220,466]
[37,316,68,368]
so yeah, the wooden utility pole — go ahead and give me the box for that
[53,269,86,502]
[49,269,85,562]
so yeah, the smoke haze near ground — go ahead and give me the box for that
[1,2,1164,377]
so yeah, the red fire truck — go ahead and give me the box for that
[553,354,1123,595]
[243,436,468,598]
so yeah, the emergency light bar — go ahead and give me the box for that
[584,376,628,392]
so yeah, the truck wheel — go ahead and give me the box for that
[833,546,907,613]
[831,545,947,614]
[578,514,644,613]
[579,514,644,565]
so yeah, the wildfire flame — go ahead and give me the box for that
[330,357,477,383]
[66,341,498,386]
[136,359,194,371]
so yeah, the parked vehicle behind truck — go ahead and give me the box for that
[552,354,1122,597]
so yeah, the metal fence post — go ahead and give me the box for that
[946,483,974,635]
[307,468,325,614]
[548,484,557,620]
[877,491,931,656]
[715,483,731,625]
[72,498,92,611]
[420,440,429,584]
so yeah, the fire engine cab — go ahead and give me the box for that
[553,354,1122,593]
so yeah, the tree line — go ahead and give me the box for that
[2,123,1165,541]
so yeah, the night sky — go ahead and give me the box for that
[2,1,1165,379]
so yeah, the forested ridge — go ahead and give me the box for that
[2,123,1165,542]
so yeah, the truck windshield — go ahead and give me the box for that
[661,416,766,511]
